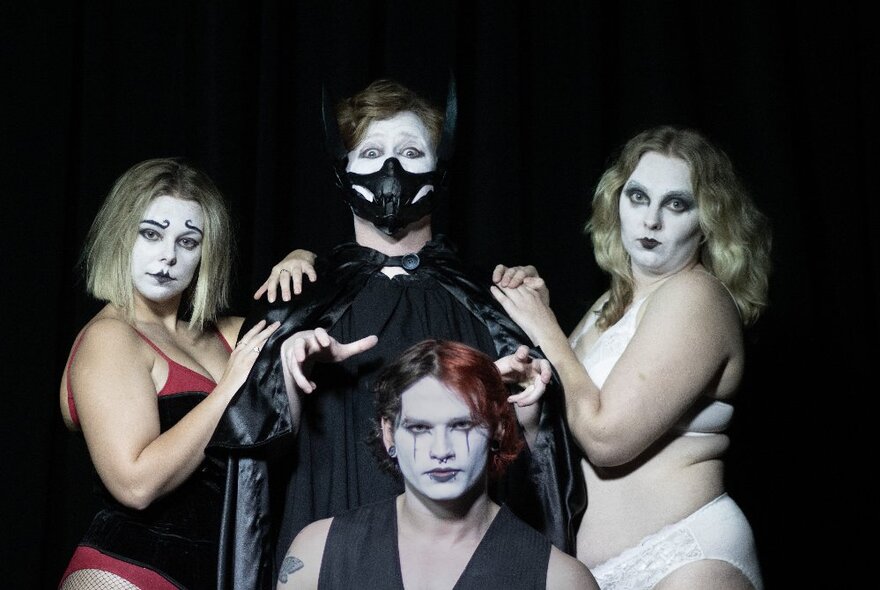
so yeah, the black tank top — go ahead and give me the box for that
[318,498,550,589]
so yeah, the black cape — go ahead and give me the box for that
[207,236,585,590]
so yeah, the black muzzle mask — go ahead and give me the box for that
[335,157,445,236]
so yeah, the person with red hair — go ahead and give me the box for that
[276,339,596,590]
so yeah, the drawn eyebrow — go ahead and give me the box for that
[140,219,170,229]
[185,220,204,235]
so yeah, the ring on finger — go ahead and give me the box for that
[252,346,261,353]
[279,269,290,275]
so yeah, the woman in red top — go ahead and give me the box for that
[58,158,279,589]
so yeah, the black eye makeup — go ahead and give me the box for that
[661,193,695,212]
[139,228,161,240]
[624,186,649,204]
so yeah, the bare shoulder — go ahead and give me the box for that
[292,516,334,547]
[215,315,245,345]
[648,269,740,325]
[61,315,155,429]
[664,268,734,304]
[74,316,149,365]
[570,290,610,337]
[277,517,334,590]
[546,547,598,590]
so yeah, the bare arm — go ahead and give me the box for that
[276,518,333,589]
[70,318,278,509]
[492,270,741,466]
[546,546,599,589]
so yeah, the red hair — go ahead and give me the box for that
[372,339,524,478]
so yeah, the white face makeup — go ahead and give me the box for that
[385,376,490,503]
[131,195,204,303]
[346,111,437,203]
[619,152,703,278]
[347,111,436,174]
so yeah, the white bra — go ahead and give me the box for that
[570,297,732,436]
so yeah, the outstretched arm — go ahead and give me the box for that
[280,328,378,395]
[253,249,318,302]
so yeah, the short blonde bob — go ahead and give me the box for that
[82,158,233,330]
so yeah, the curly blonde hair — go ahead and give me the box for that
[587,126,772,328]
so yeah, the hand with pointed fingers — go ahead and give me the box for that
[253,249,318,302]
[280,328,378,394]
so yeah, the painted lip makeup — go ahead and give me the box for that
[149,271,175,285]
[426,469,460,482]
[638,238,660,249]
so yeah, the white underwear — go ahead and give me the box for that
[590,493,763,589]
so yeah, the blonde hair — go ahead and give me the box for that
[336,79,444,152]
[587,126,772,328]
[82,158,234,330]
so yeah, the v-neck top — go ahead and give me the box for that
[318,497,551,589]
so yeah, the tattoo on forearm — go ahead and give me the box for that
[278,555,304,583]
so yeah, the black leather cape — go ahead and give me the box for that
[206,235,585,590]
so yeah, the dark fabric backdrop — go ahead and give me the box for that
[2,1,873,588]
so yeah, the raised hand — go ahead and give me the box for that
[253,249,318,302]
[219,320,281,395]
[495,344,553,447]
[495,345,552,408]
[492,264,539,289]
[490,276,557,347]
[280,328,378,394]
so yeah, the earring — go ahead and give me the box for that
[388,445,397,458]
[489,440,500,453]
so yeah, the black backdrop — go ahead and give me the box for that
[2,2,874,588]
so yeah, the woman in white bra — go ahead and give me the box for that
[490,126,772,589]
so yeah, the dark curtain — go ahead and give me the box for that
[2,1,873,588]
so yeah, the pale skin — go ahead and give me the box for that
[275,377,597,590]
[490,153,754,588]
[60,196,279,510]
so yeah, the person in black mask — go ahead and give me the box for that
[207,78,585,589]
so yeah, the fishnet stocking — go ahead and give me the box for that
[61,569,141,590]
